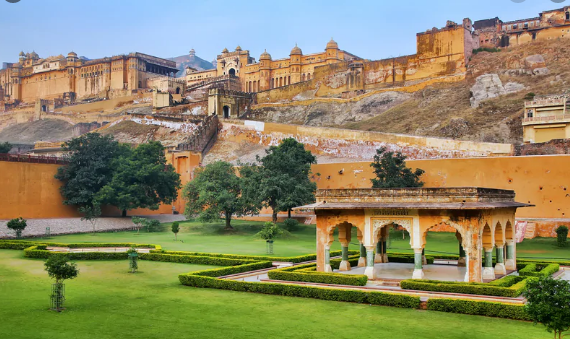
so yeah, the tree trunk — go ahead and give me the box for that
[122,209,127,217]
[175,233,177,241]
[272,209,278,223]
[224,212,233,230]
[288,208,292,219]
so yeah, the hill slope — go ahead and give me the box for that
[169,52,214,77]
[254,39,570,144]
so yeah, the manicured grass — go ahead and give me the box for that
[0,250,548,339]
[38,220,568,261]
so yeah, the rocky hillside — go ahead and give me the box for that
[169,52,214,77]
[253,39,570,144]
[0,119,75,145]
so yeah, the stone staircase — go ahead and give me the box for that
[524,222,537,239]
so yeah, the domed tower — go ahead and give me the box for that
[189,49,196,58]
[235,46,242,52]
[67,51,78,63]
[18,51,25,63]
[289,44,302,84]
[259,49,272,91]
[325,38,339,64]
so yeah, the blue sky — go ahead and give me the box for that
[0,0,563,65]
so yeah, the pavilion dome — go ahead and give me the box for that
[67,51,77,57]
[19,51,25,57]
[290,45,302,55]
[260,49,272,60]
[235,46,242,52]
[326,38,338,50]
[222,48,229,53]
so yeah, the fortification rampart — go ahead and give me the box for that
[1,154,569,238]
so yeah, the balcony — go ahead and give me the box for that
[522,114,570,125]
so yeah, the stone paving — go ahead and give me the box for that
[336,262,467,282]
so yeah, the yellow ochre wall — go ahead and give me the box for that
[312,155,570,220]
[2,154,569,222]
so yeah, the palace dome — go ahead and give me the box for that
[326,38,338,50]
[222,48,229,53]
[235,46,242,51]
[260,49,272,60]
[19,51,25,57]
[67,51,77,57]
[290,45,302,55]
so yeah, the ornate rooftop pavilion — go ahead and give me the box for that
[298,187,533,283]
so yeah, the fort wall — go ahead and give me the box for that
[1,154,568,237]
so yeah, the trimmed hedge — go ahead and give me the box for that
[139,253,260,266]
[24,246,129,260]
[400,276,529,297]
[427,298,530,320]
[518,263,560,277]
[150,249,357,263]
[190,262,274,277]
[179,273,420,308]
[0,240,160,250]
[268,263,368,286]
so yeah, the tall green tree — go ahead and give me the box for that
[370,147,425,188]
[183,161,259,230]
[0,142,12,153]
[524,277,570,339]
[55,133,125,216]
[251,138,317,222]
[96,141,181,217]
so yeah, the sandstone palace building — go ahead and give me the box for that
[186,39,361,92]
[0,51,178,104]
[474,6,570,48]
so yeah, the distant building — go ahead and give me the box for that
[474,6,570,47]
[0,51,178,104]
[522,95,570,143]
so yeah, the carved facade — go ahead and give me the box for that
[0,51,178,104]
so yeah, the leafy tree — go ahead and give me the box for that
[6,217,27,238]
[96,141,181,217]
[127,247,138,273]
[171,221,180,241]
[44,254,79,312]
[55,133,125,218]
[184,161,259,230]
[250,138,317,222]
[370,147,425,188]
[524,277,570,339]
[256,222,283,241]
[556,225,568,247]
[0,141,12,154]
[79,204,101,234]
[132,216,145,234]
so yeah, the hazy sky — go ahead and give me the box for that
[0,0,563,65]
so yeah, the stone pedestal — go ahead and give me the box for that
[365,247,376,279]
[483,267,496,280]
[412,269,425,279]
[494,263,506,275]
[324,264,333,273]
[457,257,466,267]
[357,257,366,267]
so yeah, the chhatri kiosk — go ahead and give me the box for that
[300,188,531,283]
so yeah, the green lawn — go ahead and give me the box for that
[39,219,569,261]
[0,250,549,339]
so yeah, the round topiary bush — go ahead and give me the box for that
[283,218,300,232]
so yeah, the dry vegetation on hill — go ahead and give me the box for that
[343,40,570,143]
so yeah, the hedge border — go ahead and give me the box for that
[400,275,530,297]
[268,263,368,286]
[0,240,161,251]
[427,298,530,320]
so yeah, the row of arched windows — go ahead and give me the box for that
[246,73,313,92]
[246,80,260,93]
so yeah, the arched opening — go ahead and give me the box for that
[253,81,257,92]
[223,105,230,119]
[494,222,506,275]
[566,11,569,21]
[482,223,495,280]
[420,222,468,281]
[323,222,360,272]
[175,87,180,94]
[302,74,306,81]
[504,221,516,270]
[270,78,274,89]
[41,105,47,112]
[228,68,236,76]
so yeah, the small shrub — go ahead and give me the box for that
[256,222,283,241]
[472,47,501,55]
[6,217,27,238]
[282,218,300,232]
[427,298,529,320]
[524,92,536,101]
[171,222,180,241]
[268,263,368,286]
[556,225,568,247]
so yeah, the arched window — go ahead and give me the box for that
[271,78,274,89]
[288,76,291,85]
[258,80,260,91]
[302,74,306,81]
